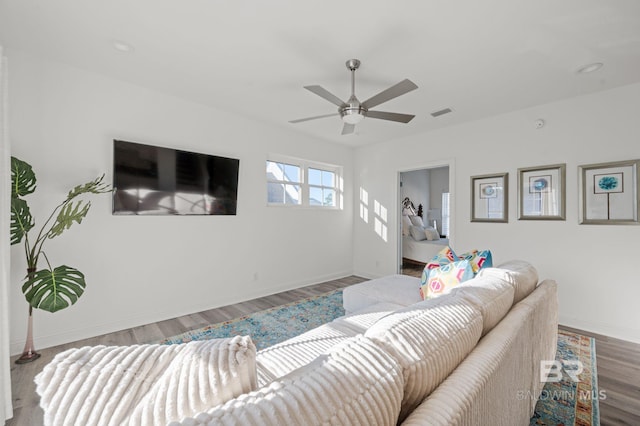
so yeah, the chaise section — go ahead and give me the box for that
[178,335,405,426]
[342,274,422,314]
[364,295,484,422]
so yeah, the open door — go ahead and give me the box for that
[398,163,453,276]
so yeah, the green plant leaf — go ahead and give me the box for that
[10,198,34,245]
[11,157,37,198]
[47,200,91,239]
[22,265,86,313]
[66,174,111,201]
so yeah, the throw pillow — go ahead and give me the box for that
[409,225,427,241]
[409,215,425,227]
[421,246,458,285]
[458,249,493,274]
[423,226,440,241]
[35,336,257,426]
[402,215,412,236]
[420,259,474,300]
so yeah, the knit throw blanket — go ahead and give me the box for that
[34,336,257,426]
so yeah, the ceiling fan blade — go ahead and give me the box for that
[362,79,418,109]
[304,85,345,107]
[289,113,339,124]
[366,110,415,123]
[341,123,355,135]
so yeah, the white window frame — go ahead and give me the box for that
[266,155,343,209]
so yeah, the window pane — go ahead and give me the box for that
[323,189,336,206]
[284,164,300,183]
[285,184,301,204]
[266,161,283,181]
[267,182,285,203]
[308,168,322,186]
[322,170,335,187]
[309,187,322,205]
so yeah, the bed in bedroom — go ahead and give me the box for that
[402,235,449,264]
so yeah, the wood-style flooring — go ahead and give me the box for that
[7,271,640,425]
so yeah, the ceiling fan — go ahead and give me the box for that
[290,59,418,135]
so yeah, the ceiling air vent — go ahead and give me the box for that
[430,108,453,118]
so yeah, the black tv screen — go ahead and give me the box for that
[113,140,239,215]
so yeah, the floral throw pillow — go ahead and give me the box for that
[419,260,474,299]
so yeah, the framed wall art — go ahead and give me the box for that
[579,159,640,225]
[471,172,508,223]
[517,163,566,220]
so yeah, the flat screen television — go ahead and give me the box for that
[113,140,239,215]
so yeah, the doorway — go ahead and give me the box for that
[398,162,453,276]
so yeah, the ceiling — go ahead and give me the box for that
[1,0,640,147]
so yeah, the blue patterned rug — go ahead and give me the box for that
[158,290,345,350]
[160,291,599,425]
[531,329,600,425]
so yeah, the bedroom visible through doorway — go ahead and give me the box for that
[398,165,451,277]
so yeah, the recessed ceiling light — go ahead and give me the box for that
[576,62,603,74]
[112,40,134,53]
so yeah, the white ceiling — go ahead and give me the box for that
[1,0,640,147]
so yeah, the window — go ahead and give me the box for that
[441,192,450,238]
[266,157,342,208]
[308,168,336,207]
[266,161,301,205]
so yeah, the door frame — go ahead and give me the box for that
[396,159,455,273]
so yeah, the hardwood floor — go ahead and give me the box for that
[6,273,640,425]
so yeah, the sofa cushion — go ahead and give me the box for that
[419,260,474,300]
[343,274,422,314]
[255,303,400,386]
[476,260,538,303]
[256,323,356,387]
[179,335,405,426]
[35,336,257,426]
[450,274,515,335]
[364,294,483,422]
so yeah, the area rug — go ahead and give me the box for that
[530,329,600,425]
[159,292,599,425]
[157,290,344,350]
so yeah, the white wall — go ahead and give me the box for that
[7,51,354,354]
[354,82,640,344]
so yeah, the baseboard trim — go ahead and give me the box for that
[10,269,355,355]
[559,315,640,345]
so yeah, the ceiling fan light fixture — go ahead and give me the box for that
[341,109,365,124]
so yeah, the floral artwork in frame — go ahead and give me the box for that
[518,164,566,220]
[471,173,508,223]
[579,159,640,225]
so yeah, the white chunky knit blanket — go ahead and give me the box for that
[34,336,257,426]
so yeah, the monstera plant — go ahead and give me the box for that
[10,157,110,363]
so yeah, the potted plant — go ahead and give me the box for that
[9,157,111,363]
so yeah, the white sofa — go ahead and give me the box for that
[36,260,558,426]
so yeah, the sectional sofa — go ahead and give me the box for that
[35,260,557,425]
